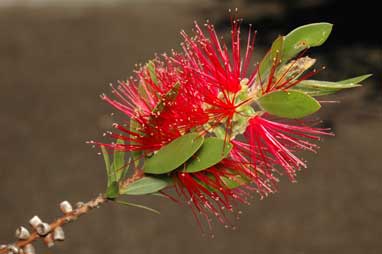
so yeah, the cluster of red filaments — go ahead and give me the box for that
[100,17,331,229]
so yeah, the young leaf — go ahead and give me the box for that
[183,138,233,173]
[258,90,321,119]
[113,138,126,181]
[293,74,372,96]
[147,60,158,85]
[259,36,284,78]
[151,82,180,115]
[120,176,171,195]
[100,145,116,187]
[144,132,204,174]
[338,74,372,85]
[293,80,361,96]
[130,119,142,168]
[221,175,249,189]
[283,23,333,62]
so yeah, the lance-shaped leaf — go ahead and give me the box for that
[100,145,115,187]
[130,119,142,168]
[151,82,180,115]
[112,138,126,181]
[120,176,171,195]
[283,23,333,62]
[293,74,372,96]
[147,60,158,85]
[144,132,204,174]
[221,175,249,189]
[338,74,372,85]
[259,36,284,79]
[137,61,159,100]
[258,90,321,119]
[183,137,233,173]
[101,145,121,198]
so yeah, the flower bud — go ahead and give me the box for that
[36,222,51,236]
[15,227,30,240]
[23,244,36,254]
[53,227,65,241]
[7,244,19,253]
[59,201,73,214]
[28,216,42,229]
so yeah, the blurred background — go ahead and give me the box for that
[0,0,381,253]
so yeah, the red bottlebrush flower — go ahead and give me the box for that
[174,167,252,231]
[96,16,347,232]
[100,58,209,154]
[245,115,333,182]
[173,19,258,138]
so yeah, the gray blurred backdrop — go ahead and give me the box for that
[0,0,381,253]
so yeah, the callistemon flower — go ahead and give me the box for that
[245,115,333,182]
[174,167,252,231]
[95,17,366,232]
[173,19,258,138]
[100,58,209,154]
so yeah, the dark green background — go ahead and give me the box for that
[0,1,381,253]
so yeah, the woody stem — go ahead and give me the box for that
[0,193,108,254]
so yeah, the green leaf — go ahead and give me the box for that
[106,181,119,199]
[151,82,180,115]
[221,175,249,189]
[291,86,337,96]
[183,137,233,173]
[113,138,126,181]
[147,60,158,85]
[293,80,359,96]
[338,74,372,84]
[100,145,116,187]
[259,36,284,79]
[144,132,204,174]
[130,119,142,168]
[293,74,372,96]
[116,200,160,214]
[283,23,333,62]
[120,176,171,195]
[258,90,321,119]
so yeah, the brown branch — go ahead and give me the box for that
[0,193,108,254]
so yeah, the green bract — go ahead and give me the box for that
[258,90,321,119]
[144,132,204,174]
[183,137,233,173]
